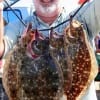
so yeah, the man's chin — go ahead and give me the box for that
[39,13,56,18]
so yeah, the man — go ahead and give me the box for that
[0,0,100,100]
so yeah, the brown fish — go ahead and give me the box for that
[49,29,73,97]
[63,20,98,100]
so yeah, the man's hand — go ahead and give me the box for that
[0,0,3,10]
[0,0,3,2]
[0,0,4,58]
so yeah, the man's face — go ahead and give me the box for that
[33,0,62,17]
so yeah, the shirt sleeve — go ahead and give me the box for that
[77,0,100,38]
[3,20,24,58]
